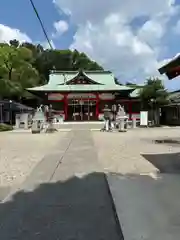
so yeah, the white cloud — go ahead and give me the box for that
[54,0,178,83]
[137,16,168,46]
[0,23,57,51]
[52,20,69,38]
[0,24,31,43]
[54,0,176,24]
[173,19,180,34]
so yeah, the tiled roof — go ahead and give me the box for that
[48,70,117,85]
[27,84,133,92]
[0,100,34,111]
[27,70,134,92]
[168,91,180,101]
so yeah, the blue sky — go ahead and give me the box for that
[1,0,180,91]
[0,0,75,49]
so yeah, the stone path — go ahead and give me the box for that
[1,127,180,239]
[0,131,122,240]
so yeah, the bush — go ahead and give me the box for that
[0,124,13,132]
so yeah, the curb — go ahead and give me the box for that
[104,173,124,240]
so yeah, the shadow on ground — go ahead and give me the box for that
[107,172,180,239]
[142,152,180,173]
[0,172,123,240]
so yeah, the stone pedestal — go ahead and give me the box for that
[24,119,28,129]
[132,118,137,129]
[15,113,29,129]
[31,121,41,134]
[45,122,58,133]
[105,120,109,131]
[15,114,20,129]
[119,119,125,132]
[21,113,29,129]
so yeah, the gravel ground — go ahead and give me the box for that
[0,131,65,188]
[92,127,180,174]
[1,127,180,188]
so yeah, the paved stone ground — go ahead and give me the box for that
[0,131,121,240]
[92,127,180,174]
[0,131,67,199]
[0,126,180,239]
[107,173,180,240]
[92,127,180,240]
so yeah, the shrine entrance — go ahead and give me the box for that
[67,99,97,121]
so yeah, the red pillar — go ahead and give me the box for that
[64,94,68,120]
[96,93,99,119]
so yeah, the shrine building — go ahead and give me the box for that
[27,70,140,121]
[158,54,180,80]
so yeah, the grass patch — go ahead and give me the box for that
[0,123,13,132]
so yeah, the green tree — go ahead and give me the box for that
[0,43,40,98]
[34,48,103,84]
[9,39,19,48]
[21,42,43,57]
[139,78,168,106]
[0,40,104,100]
[71,50,103,70]
[139,77,169,125]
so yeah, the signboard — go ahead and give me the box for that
[48,93,64,100]
[140,111,148,126]
[99,93,115,100]
[67,93,96,99]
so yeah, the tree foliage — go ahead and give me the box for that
[0,42,39,98]
[0,39,103,100]
[139,77,169,109]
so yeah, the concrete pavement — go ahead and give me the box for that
[0,131,122,240]
[108,173,180,240]
[1,127,180,239]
